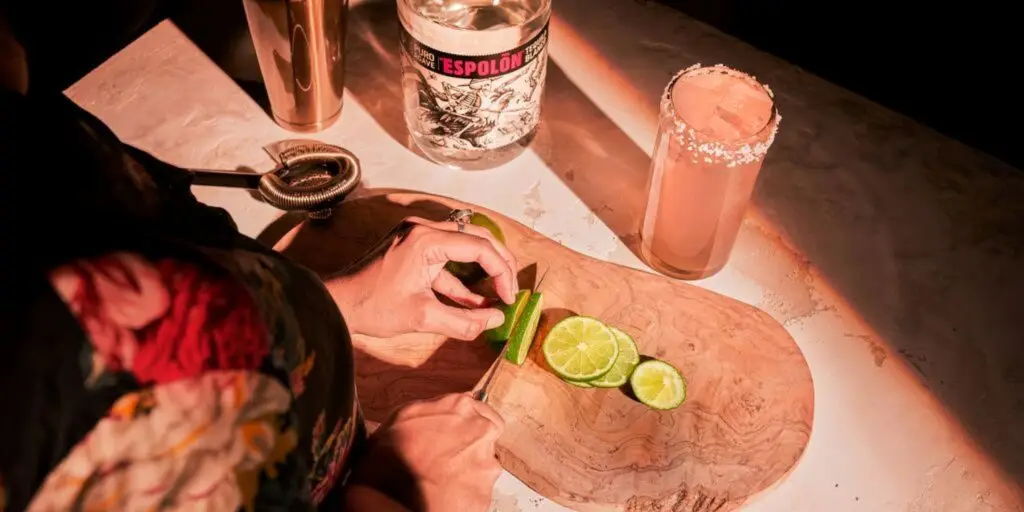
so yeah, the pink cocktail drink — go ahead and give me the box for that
[640,64,780,280]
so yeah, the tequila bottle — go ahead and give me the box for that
[398,0,551,170]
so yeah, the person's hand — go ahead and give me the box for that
[349,393,506,511]
[327,216,518,340]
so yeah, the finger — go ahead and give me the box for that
[401,216,435,228]
[480,460,504,485]
[465,395,506,433]
[427,395,500,436]
[418,300,504,341]
[432,270,488,307]
[420,231,517,304]
[487,465,504,486]
[467,416,504,448]
[415,219,519,293]
[404,217,519,294]
[453,393,479,417]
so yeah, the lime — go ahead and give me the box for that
[468,212,505,242]
[542,316,619,381]
[445,213,505,284]
[486,290,531,343]
[629,360,686,410]
[565,379,593,388]
[505,292,544,365]
[589,327,640,388]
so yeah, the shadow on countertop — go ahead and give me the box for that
[168,0,273,116]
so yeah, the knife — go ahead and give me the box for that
[474,267,549,403]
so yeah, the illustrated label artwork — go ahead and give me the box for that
[400,24,549,152]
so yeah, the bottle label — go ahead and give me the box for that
[399,21,549,153]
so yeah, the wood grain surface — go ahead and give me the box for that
[270,190,815,512]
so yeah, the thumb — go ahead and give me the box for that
[419,301,505,341]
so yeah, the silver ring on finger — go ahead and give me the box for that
[449,208,474,223]
[450,208,473,233]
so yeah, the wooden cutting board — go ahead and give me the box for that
[272,190,814,512]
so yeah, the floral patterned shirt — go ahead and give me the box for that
[0,89,364,510]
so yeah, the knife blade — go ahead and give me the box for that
[474,342,510,403]
[534,267,550,290]
[474,266,550,404]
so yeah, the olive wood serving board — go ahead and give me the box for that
[271,190,814,512]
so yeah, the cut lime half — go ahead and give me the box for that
[541,316,619,381]
[590,327,640,388]
[505,292,544,365]
[486,290,531,343]
[629,359,686,410]
[565,379,593,388]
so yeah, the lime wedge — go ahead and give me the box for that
[630,360,686,410]
[505,292,544,365]
[565,379,593,388]
[589,327,640,388]
[542,316,619,381]
[486,290,531,343]
[445,213,505,284]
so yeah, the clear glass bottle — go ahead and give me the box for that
[397,0,551,170]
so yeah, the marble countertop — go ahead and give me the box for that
[65,0,1024,510]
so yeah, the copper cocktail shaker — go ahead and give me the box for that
[241,0,348,132]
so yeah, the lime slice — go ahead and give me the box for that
[505,292,544,365]
[565,379,593,388]
[629,360,686,410]
[542,316,619,381]
[589,327,640,388]
[445,213,505,284]
[486,290,531,343]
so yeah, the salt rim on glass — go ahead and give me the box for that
[660,63,782,168]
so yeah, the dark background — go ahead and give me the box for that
[652,0,1020,169]
[4,0,1019,168]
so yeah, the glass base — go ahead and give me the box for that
[273,107,342,134]
[639,241,726,281]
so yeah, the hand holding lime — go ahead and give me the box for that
[486,290,531,343]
